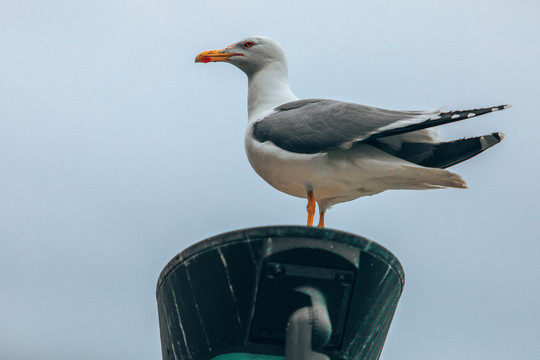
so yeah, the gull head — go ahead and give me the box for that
[195,36,288,77]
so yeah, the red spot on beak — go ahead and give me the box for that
[199,56,212,63]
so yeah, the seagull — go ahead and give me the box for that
[195,36,509,228]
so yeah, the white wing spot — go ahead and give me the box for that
[491,107,499,112]
[467,113,476,118]
[451,114,460,119]
[480,136,489,149]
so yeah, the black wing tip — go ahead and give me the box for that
[476,132,505,152]
[491,131,505,142]
[487,104,512,112]
[369,104,511,141]
[488,104,512,111]
[388,132,505,169]
[437,104,512,121]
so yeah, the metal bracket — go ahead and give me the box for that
[250,261,354,348]
[284,286,331,360]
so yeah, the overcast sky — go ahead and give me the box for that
[1,1,539,359]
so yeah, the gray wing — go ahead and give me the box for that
[251,99,507,154]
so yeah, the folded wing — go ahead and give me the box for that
[252,99,508,155]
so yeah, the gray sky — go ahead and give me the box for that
[1,1,539,359]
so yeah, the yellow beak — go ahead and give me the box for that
[195,48,241,63]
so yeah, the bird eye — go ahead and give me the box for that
[243,41,254,48]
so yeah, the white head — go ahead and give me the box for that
[195,36,288,77]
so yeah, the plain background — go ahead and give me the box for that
[1,1,539,359]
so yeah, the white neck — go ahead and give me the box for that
[247,64,298,122]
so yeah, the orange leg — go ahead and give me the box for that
[306,190,316,226]
[317,211,325,228]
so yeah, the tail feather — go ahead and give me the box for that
[392,166,468,189]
